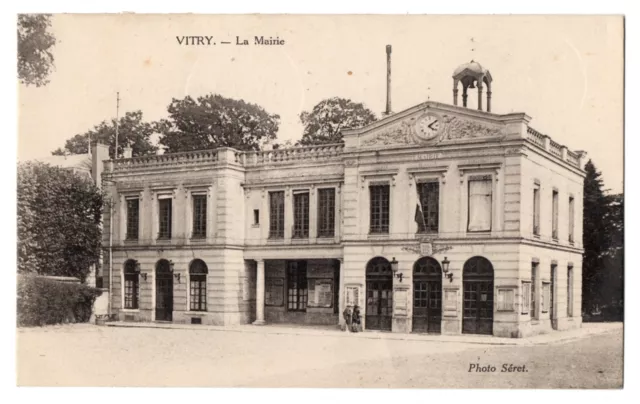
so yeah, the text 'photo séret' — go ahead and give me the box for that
[175,36,285,46]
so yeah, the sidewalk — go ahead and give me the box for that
[105,320,622,346]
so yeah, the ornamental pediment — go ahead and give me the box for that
[357,105,509,148]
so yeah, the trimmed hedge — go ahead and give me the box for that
[17,274,103,327]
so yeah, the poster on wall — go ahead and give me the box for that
[345,285,360,307]
[308,279,333,308]
[265,278,284,306]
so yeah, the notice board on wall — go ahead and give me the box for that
[265,278,284,306]
[307,279,333,308]
[345,284,361,307]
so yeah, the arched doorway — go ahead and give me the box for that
[123,260,140,310]
[155,259,173,321]
[412,257,442,334]
[365,257,393,331]
[462,256,494,335]
[189,259,208,312]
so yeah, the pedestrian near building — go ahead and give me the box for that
[343,305,353,332]
[352,305,362,333]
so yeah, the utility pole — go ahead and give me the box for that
[114,92,120,160]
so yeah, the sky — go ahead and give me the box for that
[17,14,624,193]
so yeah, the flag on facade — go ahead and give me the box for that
[414,187,427,233]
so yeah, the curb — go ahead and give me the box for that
[102,321,620,346]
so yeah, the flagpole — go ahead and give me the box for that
[114,92,120,160]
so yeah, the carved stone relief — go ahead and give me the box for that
[359,111,507,147]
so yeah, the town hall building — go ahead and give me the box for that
[99,56,587,338]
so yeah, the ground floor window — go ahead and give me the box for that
[189,259,208,311]
[287,261,308,311]
[124,259,139,309]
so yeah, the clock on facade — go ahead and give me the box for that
[415,113,442,140]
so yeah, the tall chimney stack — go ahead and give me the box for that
[385,45,392,116]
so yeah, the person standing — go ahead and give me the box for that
[342,305,353,332]
[351,305,362,332]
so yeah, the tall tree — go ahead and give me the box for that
[17,162,104,282]
[52,110,158,158]
[298,97,377,146]
[600,193,624,318]
[156,94,280,153]
[18,14,56,87]
[582,160,614,313]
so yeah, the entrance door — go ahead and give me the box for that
[412,257,442,334]
[155,259,173,321]
[550,265,557,329]
[462,256,494,335]
[365,257,393,331]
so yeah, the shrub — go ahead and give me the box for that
[17,274,103,327]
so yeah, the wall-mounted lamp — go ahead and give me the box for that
[174,273,181,282]
[442,256,453,283]
[390,257,403,282]
[140,273,148,281]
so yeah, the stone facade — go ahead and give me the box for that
[101,100,586,338]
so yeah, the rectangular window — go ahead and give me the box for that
[531,262,538,319]
[533,183,541,236]
[468,176,492,232]
[287,261,308,311]
[417,181,439,233]
[521,282,531,315]
[568,196,575,243]
[567,266,574,317]
[293,191,310,238]
[253,209,260,225]
[369,184,390,234]
[542,282,551,313]
[192,194,207,239]
[269,191,285,239]
[158,197,172,239]
[124,274,139,309]
[317,188,336,237]
[190,274,207,311]
[552,190,559,240]
[126,198,139,240]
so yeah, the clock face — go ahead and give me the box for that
[415,113,441,140]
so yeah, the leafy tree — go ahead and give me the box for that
[18,14,56,87]
[52,110,158,158]
[17,162,104,282]
[156,94,280,153]
[582,160,614,313]
[297,97,378,146]
[600,193,624,318]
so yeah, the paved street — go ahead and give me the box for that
[16,324,623,388]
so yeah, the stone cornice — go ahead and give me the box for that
[242,175,344,189]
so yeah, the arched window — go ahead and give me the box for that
[463,256,494,278]
[413,257,442,277]
[366,257,392,277]
[124,260,139,309]
[189,259,208,311]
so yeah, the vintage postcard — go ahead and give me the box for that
[16,14,624,389]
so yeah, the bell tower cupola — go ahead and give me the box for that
[452,60,493,112]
